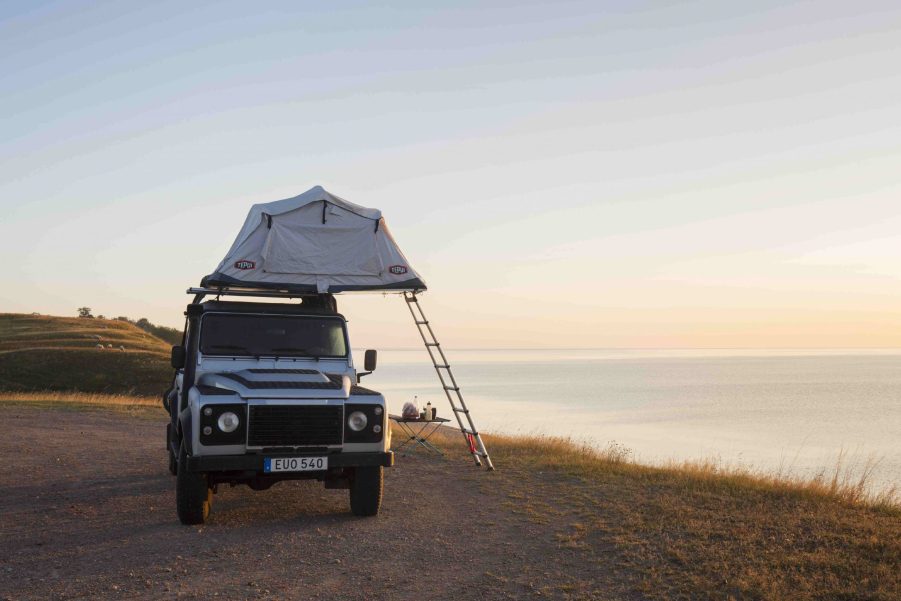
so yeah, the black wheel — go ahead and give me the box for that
[166,424,177,476]
[176,442,212,525]
[349,466,383,516]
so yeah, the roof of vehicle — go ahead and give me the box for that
[188,300,345,319]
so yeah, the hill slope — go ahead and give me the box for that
[0,313,172,396]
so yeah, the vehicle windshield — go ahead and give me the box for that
[200,314,347,358]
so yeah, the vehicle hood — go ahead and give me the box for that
[197,368,349,399]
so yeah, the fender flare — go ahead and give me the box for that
[162,383,177,413]
[177,408,193,455]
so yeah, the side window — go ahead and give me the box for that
[324,322,347,356]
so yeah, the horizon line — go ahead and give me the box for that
[351,346,901,351]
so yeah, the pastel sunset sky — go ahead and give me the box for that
[2,1,900,348]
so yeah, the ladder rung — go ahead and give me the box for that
[406,292,492,469]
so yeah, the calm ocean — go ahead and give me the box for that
[362,349,901,493]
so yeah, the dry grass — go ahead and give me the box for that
[467,431,900,510]
[0,391,162,417]
[421,428,900,600]
[663,452,899,511]
[0,390,158,406]
[395,420,898,510]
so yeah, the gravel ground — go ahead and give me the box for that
[0,406,613,601]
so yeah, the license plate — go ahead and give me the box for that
[264,456,328,473]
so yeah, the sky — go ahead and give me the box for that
[1,0,900,349]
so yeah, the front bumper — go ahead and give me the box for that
[186,451,393,473]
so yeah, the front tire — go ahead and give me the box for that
[176,442,212,525]
[349,466,383,516]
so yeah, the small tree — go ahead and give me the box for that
[77,307,94,319]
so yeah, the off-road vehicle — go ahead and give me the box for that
[164,293,391,524]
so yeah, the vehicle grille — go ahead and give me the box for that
[247,405,343,447]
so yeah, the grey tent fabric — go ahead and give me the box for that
[201,186,426,293]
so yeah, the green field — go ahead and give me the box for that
[0,313,172,396]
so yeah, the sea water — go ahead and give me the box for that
[361,349,901,493]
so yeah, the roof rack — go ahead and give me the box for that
[187,287,311,302]
[186,286,424,303]
[187,286,419,303]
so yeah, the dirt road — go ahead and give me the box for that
[0,406,612,600]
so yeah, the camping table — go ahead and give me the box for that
[389,415,451,456]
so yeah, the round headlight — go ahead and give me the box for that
[217,411,240,433]
[347,411,368,432]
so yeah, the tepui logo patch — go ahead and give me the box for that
[388,265,408,275]
[234,260,256,270]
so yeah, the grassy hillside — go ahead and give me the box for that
[0,313,172,396]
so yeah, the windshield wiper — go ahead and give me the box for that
[207,344,252,354]
[270,347,328,361]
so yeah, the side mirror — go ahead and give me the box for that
[364,349,378,372]
[171,345,186,369]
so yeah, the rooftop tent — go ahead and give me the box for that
[201,186,426,293]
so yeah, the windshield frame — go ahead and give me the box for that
[198,312,350,359]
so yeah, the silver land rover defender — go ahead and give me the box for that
[164,293,392,524]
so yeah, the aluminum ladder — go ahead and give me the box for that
[404,291,495,470]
